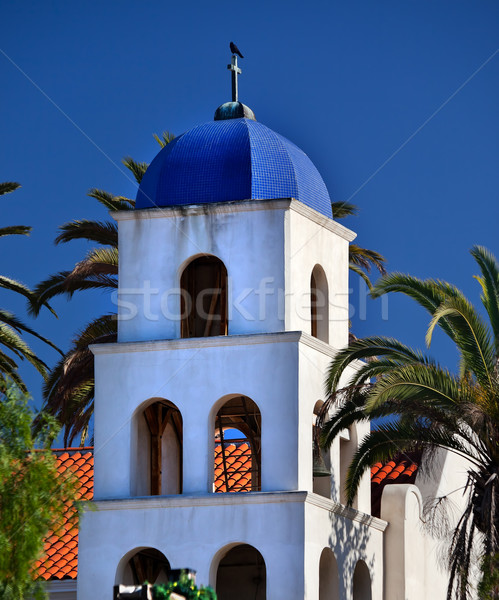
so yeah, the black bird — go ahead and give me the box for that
[230,42,244,59]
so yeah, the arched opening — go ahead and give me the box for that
[118,548,170,586]
[313,400,331,498]
[214,396,261,493]
[180,255,228,338]
[216,544,266,600]
[319,548,339,600]
[311,265,329,343]
[133,399,183,496]
[353,560,372,600]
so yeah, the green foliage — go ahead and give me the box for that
[479,553,499,598]
[320,246,499,600]
[0,382,77,600]
[151,572,217,600]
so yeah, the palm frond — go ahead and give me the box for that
[0,182,21,196]
[325,336,430,395]
[364,363,463,412]
[122,157,149,185]
[471,245,499,356]
[55,220,118,247]
[371,273,466,339]
[349,244,387,275]
[153,131,175,148]
[331,201,359,219]
[0,275,35,299]
[0,353,26,391]
[0,309,62,355]
[0,225,31,237]
[30,270,117,315]
[344,421,477,507]
[427,295,495,388]
[320,389,369,449]
[87,188,135,211]
[0,322,48,377]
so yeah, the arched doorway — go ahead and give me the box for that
[214,396,261,493]
[319,548,339,600]
[133,399,183,496]
[310,264,329,343]
[353,560,372,600]
[118,548,170,586]
[180,255,228,338]
[216,544,266,600]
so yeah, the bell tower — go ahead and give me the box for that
[77,57,384,600]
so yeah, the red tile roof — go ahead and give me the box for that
[214,442,252,493]
[38,445,418,580]
[35,449,93,581]
[370,452,420,518]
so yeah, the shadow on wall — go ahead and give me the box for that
[325,508,374,600]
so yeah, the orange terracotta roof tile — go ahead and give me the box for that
[214,441,253,493]
[35,447,93,582]
[370,451,420,518]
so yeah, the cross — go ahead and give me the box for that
[227,55,242,102]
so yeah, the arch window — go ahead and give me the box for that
[353,560,372,600]
[118,548,170,586]
[311,265,329,343]
[214,396,261,493]
[133,399,183,496]
[180,255,228,338]
[215,544,266,600]
[319,548,339,600]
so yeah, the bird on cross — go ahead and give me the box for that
[230,42,244,59]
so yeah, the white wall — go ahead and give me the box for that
[92,333,304,499]
[78,493,306,600]
[115,200,355,347]
[286,204,353,349]
[304,498,386,600]
[115,202,286,342]
[78,492,387,600]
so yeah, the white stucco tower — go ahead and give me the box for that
[77,98,387,600]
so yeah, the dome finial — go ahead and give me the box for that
[214,43,256,121]
[228,42,243,102]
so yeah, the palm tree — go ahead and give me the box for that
[331,201,387,287]
[0,182,60,391]
[30,136,173,445]
[319,245,499,599]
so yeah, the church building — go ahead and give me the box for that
[61,54,468,600]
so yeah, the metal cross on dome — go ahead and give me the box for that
[227,45,243,102]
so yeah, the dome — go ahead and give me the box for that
[136,117,332,219]
[214,101,256,121]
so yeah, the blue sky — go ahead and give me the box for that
[1,1,498,424]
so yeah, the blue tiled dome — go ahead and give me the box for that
[136,118,332,218]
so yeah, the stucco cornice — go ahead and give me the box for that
[88,491,387,531]
[90,330,347,357]
[112,198,356,242]
[306,492,388,532]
